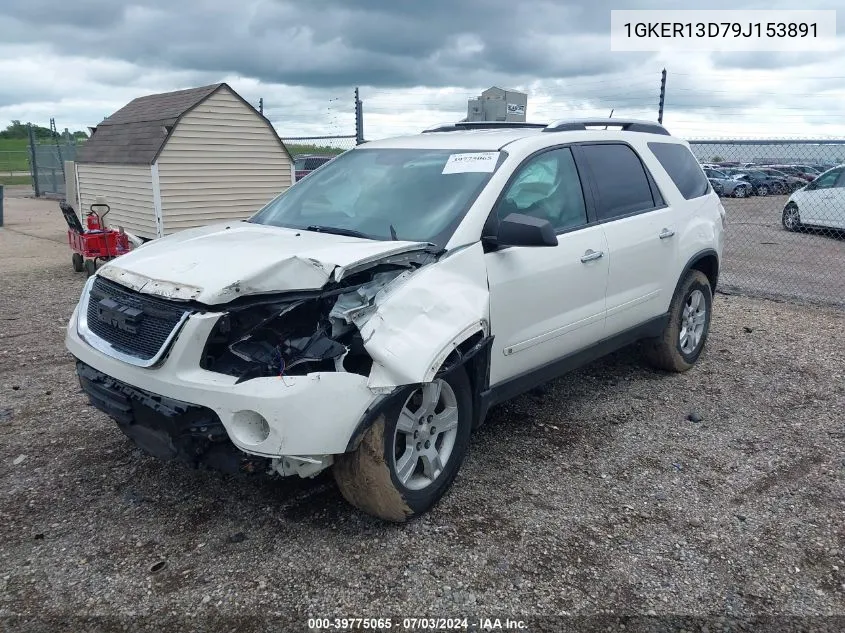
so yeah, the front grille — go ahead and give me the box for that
[85,277,190,360]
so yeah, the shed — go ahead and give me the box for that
[70,83,293,240]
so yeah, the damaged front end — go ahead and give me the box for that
[71,241,492,482]
[199,266,419,383]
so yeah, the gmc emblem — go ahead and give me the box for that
[96,298,143,334]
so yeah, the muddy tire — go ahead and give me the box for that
[333,367,473,522]
[642,270,712,373]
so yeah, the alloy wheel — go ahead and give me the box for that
[679,289,707,355]
[783,205,800,230]
[392,379,459,491]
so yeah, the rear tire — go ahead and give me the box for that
[333,367,473,522]
[83,259,96,277]
[756,185,769,197]
[643,270,712,373]
[72,253,84,272]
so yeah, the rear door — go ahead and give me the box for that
[577,142,679,334]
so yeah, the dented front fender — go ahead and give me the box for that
[358,242,490,389]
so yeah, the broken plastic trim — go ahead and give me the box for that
[199,262,424,383]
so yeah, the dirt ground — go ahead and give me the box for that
[720,194,845,306]
[0,191,843,631]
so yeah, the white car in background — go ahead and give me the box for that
[782,164,845,232]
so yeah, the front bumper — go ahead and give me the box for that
[65,303,381,459]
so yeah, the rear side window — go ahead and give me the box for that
[648,142,710,200]
[580,144,656,221]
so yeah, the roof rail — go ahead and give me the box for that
[423,121,548,133]
[543,118,670,136]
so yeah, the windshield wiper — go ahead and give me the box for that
[305,225,372,240]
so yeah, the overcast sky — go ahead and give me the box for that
[1,0,843,141]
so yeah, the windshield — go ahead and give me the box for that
[250,147,503,245]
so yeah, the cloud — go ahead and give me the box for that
[0,0,842,139]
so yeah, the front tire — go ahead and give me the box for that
[643,270,713,372]
[72,252,84,272]
[782,203,802,232]
[733,185,747,198]
[333,367,473,522]
[756,185,769,197]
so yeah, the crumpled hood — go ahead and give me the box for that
[97,221,432,304]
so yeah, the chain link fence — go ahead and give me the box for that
[30,142,79,196]
[281,135,358,156]
[689,139,845,307]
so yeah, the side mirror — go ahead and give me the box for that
[491,213,558,247]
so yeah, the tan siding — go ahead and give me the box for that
[76,164,157,239]
[156,86,292,235]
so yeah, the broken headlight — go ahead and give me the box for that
[200,295,373,383]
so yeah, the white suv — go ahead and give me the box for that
[65,119,725,521]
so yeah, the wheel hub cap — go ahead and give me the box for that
[679,289,707,355]
[392,379,459,491]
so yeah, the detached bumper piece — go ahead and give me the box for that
[76,360,269,475]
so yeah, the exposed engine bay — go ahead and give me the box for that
[199,262,425,382]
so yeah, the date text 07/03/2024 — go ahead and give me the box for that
[306,617,528,630]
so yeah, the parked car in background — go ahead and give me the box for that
[703,168,752,198]
[761,164,817,182]
[294,154,336,181]
[782,164,845,232]
[725,169,789,196]
[717,161,757,169]
[708,178,724,196]
[755,168,808,193]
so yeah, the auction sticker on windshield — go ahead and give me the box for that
[442,152,500,174]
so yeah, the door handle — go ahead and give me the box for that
[580,249,604,263]
[658,228,675,239]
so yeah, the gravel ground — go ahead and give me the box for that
[720,194,845,307]
[1,194,844,631]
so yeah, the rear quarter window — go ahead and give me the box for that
[648,142,711,200]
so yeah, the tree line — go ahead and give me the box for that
[0,120,88,141]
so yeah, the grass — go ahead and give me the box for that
[0,138,30,151]
[0,138,31,172]
[0,175,32,186]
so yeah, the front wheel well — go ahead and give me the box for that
[438,332,493,431]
